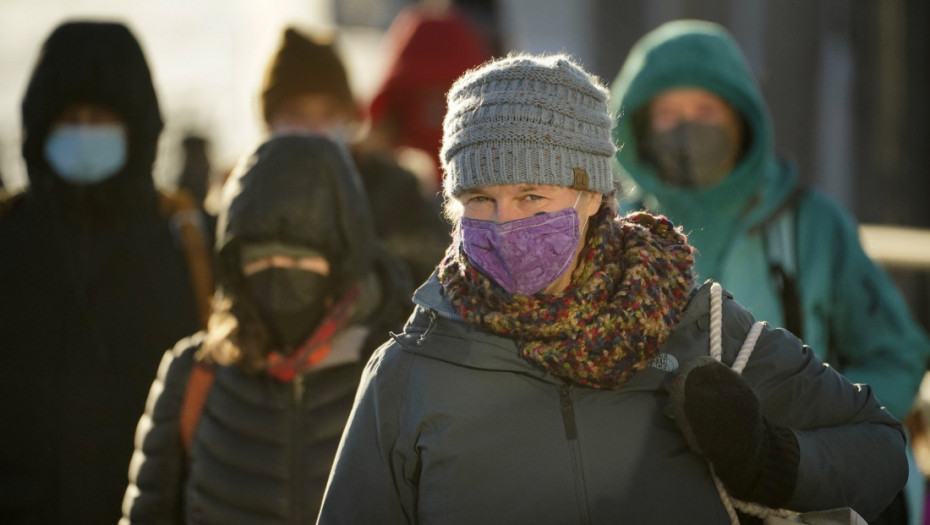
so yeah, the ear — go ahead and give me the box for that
[582,192,602,218]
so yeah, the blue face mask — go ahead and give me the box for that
[44,124,127,185]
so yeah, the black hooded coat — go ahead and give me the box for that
[0,22,199,524]
[121,135,414,524]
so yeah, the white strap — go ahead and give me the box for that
[710,282,724,362]
[709,281,765,372]
[732,323,765,375]
[707,282,798,524]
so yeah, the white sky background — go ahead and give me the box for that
[0,0,378,190]
[0,0,594,191]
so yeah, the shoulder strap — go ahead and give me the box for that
[158,189,214,329]
[179,360,215,455]
[752,187,807,339]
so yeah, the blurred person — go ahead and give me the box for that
[261,25,450,285]
[317,53,906,524]
[121,135,414,523]
[173,134,218,249]
[176,135,211,208]
[0,21,202,524]
[364,1,494,194]
[161,133,217,326]
[609,20,930,525]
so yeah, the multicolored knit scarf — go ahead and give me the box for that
[438,207,696,389]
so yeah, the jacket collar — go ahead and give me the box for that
[401,272,555,381]
[406,273,719,384]
[411,271,461,320]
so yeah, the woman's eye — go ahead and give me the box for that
[468,196,489,204]
[523,194,543,202]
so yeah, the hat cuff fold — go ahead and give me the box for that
[444,141,614,196]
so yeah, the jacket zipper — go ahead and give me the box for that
[559,385,591,525]
[290,374,305,524]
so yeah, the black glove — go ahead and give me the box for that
[666,356,800,507]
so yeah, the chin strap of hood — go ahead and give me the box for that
[264,282,362,381]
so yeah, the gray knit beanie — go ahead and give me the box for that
[441,53,617,198]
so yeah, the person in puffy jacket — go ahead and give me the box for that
[609,20,930,524]
[316,52,907,524]
[0,21,201,524]
[120,135,415,524]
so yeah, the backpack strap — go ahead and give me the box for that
[748,187,808,339]
[158,189,214,329]
[179,360,215,455]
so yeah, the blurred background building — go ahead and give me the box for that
[1,0,928,328]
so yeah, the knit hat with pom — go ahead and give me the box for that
[440,53,617,198]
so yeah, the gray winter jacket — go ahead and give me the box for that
[317,277,907,524]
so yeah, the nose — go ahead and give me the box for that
[493,200,523,224]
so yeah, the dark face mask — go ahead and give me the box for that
[245,267,331,351]
[643,121,736,188]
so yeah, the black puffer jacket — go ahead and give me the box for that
[121,136,414,524]
[0,22,199,525]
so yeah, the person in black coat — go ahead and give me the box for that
[121,135,415,524]
[0,21,201,524]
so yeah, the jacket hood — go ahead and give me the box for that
[21,21,163,203]
[369,4,492,157]
[609,20,796,276]
[215,135,375,297]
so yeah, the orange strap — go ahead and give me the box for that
[179,361,215,454]
[158,190,214,329]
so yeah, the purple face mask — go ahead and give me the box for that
[461,203,582,295]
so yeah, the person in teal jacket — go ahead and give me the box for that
[610,19,930,524]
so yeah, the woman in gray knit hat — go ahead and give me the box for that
[317,53,905,524]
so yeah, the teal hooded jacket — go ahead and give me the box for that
[610,20,929,419]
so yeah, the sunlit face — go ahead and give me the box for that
[241,255,330,277]
[240,242,330,277]
[456,184,602,294]
[269,93,355,138]
[648,87,742,135]
[52,104,123,127]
